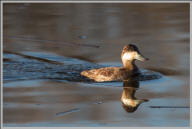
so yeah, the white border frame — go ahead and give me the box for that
[1,1,191,129]
[1,1,3,129]
[1,1,191,3]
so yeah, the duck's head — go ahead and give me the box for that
[121,44,149,62]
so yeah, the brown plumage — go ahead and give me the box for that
[81,67,133,82]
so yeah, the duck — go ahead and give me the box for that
[80,44,149,82]
[121,79,148,113]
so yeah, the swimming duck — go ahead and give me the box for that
[121,79,148,113]
[80,44,149,82]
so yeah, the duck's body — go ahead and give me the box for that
[81,67,125,82]
[81,67,139,82]
[81,44,148,82]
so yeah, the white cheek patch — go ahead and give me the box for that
[122,52,134,60]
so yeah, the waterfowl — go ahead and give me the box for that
[80,44,149,82]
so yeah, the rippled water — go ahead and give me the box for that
[3,3,190,127]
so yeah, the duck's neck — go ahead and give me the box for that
[122,60,138,71]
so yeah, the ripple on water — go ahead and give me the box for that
[3,51,162,84]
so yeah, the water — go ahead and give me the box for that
[3,3,190,127]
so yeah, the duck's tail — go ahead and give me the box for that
[80,70,89,77]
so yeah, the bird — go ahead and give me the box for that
[80,44,149,82]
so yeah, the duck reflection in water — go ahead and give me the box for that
[121,78,148,113]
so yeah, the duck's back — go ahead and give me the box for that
[81,67,132,82]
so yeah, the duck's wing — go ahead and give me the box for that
[81,67,120,82]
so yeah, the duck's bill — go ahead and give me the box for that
[141,99,149,102]
[136,53,149,61]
